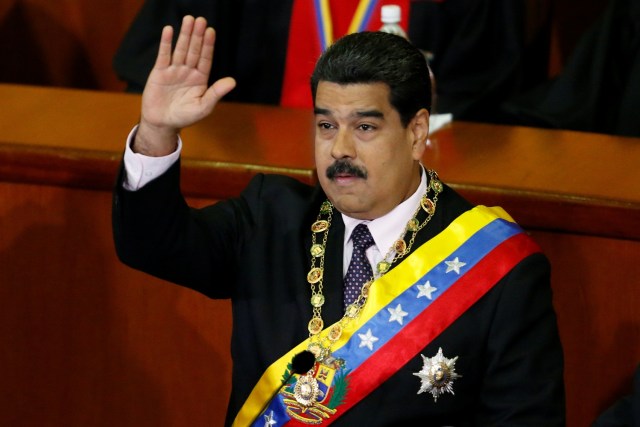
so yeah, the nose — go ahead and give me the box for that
[330,129,356,160]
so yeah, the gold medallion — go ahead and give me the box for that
[310,244,325,257]
[431,178,443,193]
[328,324,343,341]
[407,218,420,232]
[377,260,391,274]
[394,239,407,254]
[421,197,435,215]
[310,294,325,308]
[308,317,324,335]
[307,267,323,283]
[345,304,359,318]
[311,220,329,233]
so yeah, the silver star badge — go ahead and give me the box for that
[413,347,461,402]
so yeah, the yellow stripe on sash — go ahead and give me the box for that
[232,206,514,426]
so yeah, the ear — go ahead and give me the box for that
[409,108,429,160]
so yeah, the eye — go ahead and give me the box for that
[317,122,335,130]
[358,123,376,131]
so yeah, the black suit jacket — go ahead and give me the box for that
[112,161,565,426]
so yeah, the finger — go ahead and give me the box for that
[202,77,237,108]
[154,25,174,69]
[197,27,215,75]
[185,17,208,68]
[172,15,195,65]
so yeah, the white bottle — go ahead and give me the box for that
[379,5,408,38]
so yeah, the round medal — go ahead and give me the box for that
[307,267,323,284]
[310,294,325,308]
[308,317,324,335]
[311,220,329,233]
[345,304,359,318]
[377,261,390,274]
[310,244,324,257]
[431,178,443,193]
[421,197,435,215]
[328,324,343,341]
[394,239,407,254]
[407,218,420,232]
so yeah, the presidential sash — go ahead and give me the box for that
[234,206,541,426]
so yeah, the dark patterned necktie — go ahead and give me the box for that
[343,223,375,309]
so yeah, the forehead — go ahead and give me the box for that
[314,81,393,115]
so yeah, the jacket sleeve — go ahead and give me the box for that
[111,159,254,298]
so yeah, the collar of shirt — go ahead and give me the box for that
[341,166,428,275]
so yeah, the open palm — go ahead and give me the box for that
[141,16,236,133]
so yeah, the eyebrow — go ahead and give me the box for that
[313,108,384,119]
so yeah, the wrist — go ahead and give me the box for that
[132,120,179,156]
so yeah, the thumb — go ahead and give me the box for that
[202,76,236,107]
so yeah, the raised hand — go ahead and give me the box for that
[134,16,236,156]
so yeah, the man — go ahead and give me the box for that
[113,16,565,426]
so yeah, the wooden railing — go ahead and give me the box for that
[1,83,638,426]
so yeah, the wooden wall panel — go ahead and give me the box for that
[0,182,232,426]
[0,0,144,90]
[531,231,640,426]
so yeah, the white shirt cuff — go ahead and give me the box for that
[122,125,182,191]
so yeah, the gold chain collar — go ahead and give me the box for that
[305,169,443,362]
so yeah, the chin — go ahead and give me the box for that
[331,198,370,219]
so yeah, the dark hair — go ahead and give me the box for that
[311,31,431,126]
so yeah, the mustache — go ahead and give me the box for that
[326,159,367,180]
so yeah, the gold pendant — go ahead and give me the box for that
[328,324,343,341]
[394,239,407,255]
[430,178,443,193]
[310,243,325,257]
[310,294,325,308]
[407,218,420,232]
[421,197,435,215]
[345,304,359,318]
[308,317,324,335]
[294,372,320,407]
[377,260,391,274]
[311,220,329,233]
[307,267,323,283]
